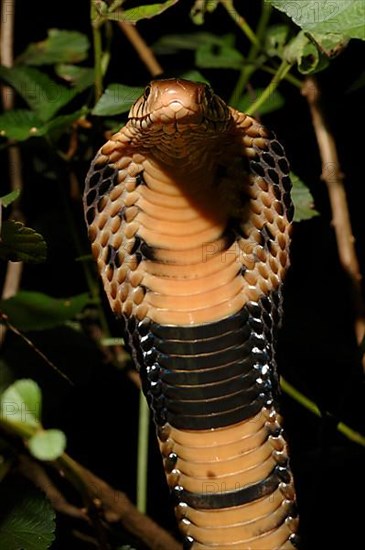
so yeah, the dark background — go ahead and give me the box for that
[2,1,365,548]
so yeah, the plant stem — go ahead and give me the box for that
[57,453,182,550]
[0,417,37,439]
[246,60,292,115]
[90,0,103,100]
[230,0,271,105]
[302,77,365,372]
[0,417,182,549]
[0,0,24,346]
[221,0,259,47]
[137,389,150,513]
[1,314,73,385]
[262,64,303,88]
[118,21,163,77]
[280,377,365,447]
[64,172,109,335]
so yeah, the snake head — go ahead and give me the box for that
[128,78,230,132]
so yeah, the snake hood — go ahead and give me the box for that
[84,79,298,549]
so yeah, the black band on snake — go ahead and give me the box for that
[83,79,299,549]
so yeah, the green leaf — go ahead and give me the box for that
[0,189,21,207]
[106,0,179,23]
[55,63,94,90]
[291,172,319,221]
[0,109,43,141]
[0,220,47,263]
[0,379,41,428]
[265,24,290,57]
[153,32,218,54]
[269,0,365,42]
[28,429,66,461]
[179,70,209,84]
[92,84,144,116]
[236,88,284,115]
[0,108,87,142]
[0,479,55,550]
[0,65,82,121]
[43,108,89,140]
[310,33,349,57]
[18,29,89,65]
[0,291,91,331]
[284,31,329,74]
[190,0,219,25]
[196,34,244,70]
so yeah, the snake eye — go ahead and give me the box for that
[143,85,151,100]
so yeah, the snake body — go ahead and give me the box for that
[84,79,298,549]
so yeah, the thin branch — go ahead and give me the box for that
[262,64,303,89]
[0,417,181,549]
[0,0,25,345]
[0,313,74,385]
[90,0,104,100]
[0,0,15,104]
[137,390,149,513]
[65,170,139,387]
[221,0,259,47]
[1,262,23,300]
[229,0,271,105]
[118,21,163,77]
[246,60,293,115]
[56,454,182,550]
[18,450,109,549]
[281,377,365,447]
[17,454,88,520]
[302,77,365,372]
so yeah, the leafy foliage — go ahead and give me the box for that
[0,291,91,331]
[28,429,66,461]
[0,66,85,122]
[98,0,180,24]
[269,0,365,43]
[18,29,90,65]
[92,84,144,116]
[0,480,55,550]
[236,88,284,116]
[1,379,41,428]
[290,173,319,222]
[0,378,67,462]
[0,109,43,141]
[0,189,21,207]
[0,221,47,263]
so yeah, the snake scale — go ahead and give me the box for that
[83,79,299,549]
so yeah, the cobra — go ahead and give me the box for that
[83,79,299,549]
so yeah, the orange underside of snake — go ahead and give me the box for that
[84,79,298,549]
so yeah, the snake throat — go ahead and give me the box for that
[84,79,299,549]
